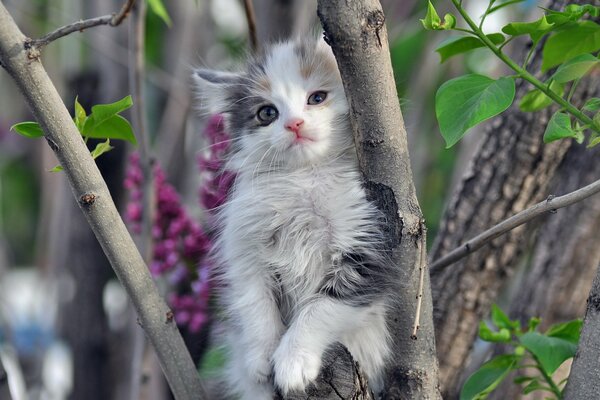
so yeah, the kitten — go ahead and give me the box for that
[194,38,393,399]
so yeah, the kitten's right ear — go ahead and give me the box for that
[192,68,240,114]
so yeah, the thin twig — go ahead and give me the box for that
[411,220,427,340]
[128,2,153,399]
[31,0,136,48]
[242,0,258,52]
[430,177,600,271]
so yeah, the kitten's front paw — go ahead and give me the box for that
[272,341,321,394]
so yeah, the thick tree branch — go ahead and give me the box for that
[431,177,600,271]
[30,0,136,48]
[0,3,205,399]
[563,262,600,399]
[317,1,440,398]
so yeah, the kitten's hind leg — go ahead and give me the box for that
[225,331,276,400]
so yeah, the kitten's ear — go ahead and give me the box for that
[192,68,240,114]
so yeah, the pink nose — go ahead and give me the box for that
[284,118,304,134]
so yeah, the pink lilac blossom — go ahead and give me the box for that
[124,114,234,332]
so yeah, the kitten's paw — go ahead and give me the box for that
[272,343,321,394]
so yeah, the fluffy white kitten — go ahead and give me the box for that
[194,38,393,399]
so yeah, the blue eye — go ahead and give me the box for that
[257,105,279,125]
[307,91,327,105]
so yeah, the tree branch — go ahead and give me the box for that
[317,1,440,398]
[30,0,136,48]
[242,0,258,52]
[431,177,600,271]
[0,3,205,399]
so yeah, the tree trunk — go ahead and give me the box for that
[427,0,590,396]
[563,262,600,399]
[318,1,440,398]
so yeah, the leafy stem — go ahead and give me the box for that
[534,361,562,398]
[450,0,600,135]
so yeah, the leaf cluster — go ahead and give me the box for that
[423,1,600,148]
[461,304,582,400]
[10,96,136,171]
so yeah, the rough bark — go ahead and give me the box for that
[279,344,374,400]
[428,0,581,396]
[563,263,600,399]
[318,1,440,398]
[0,4,205,399]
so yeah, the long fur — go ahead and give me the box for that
[194,38,394,399]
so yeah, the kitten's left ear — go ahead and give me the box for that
[192,68,240,114]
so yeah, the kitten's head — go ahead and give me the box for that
[194,38,351,171]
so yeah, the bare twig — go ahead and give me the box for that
[0,3,206,399]
[411,220,427,340]
[242,0,258,52]
[431,177,600,271]
[127,2,154,399]
[129,0,154,263]
[30,0,136,48]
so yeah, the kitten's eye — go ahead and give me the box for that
[307,91,328,105]
[256,105,279,125]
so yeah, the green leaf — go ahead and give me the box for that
[436,34,505,63]
[545,319,582,343]
[90,139,114,159]
[83,95,133,133]
[583,98,600,112]
[552,53,598,83]
[10,121,44,138]
[514,375,537,385]
[147,0,172,26]
[542,21,600,71]
[84,115,137,144]
[479,321,512,343]
[421,1,442,30]
[528,317,541,332]
[436,74,516,148]
[502,15,554,43]
[491,304,519,331]
[544,5,600,25]
[74,97,87,132]
[543,112,580,143]
[520,332,577,374]
[49,165,63,173]
[442,13,457,30]
[589,133,600,148]
[519,81,564,112]
[460,354,519,400]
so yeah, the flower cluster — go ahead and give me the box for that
[124,114,233,333]
[198,114,235,211]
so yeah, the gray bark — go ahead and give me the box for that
[0,3,205,399]
[318,1,440,398]
[563,263,600,399]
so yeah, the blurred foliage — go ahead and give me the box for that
[0,158,40,264]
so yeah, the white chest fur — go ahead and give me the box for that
[218,161,377,307]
